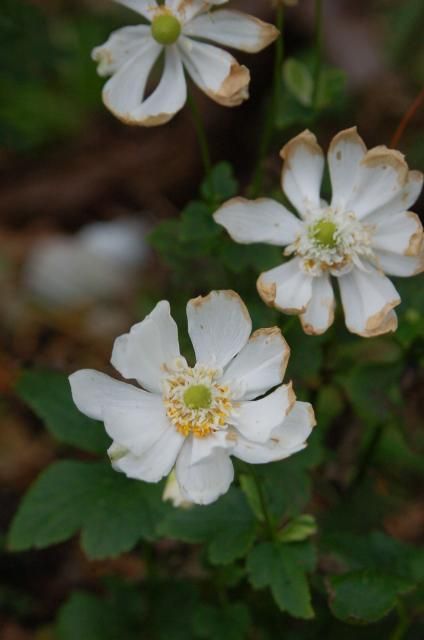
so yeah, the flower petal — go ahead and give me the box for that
[232,383,296,444]
[130,46,187,126]
[363,170,423,223]
[190,430,235,466]
[345,146,409,220]
[371,211,423,256]
[300,275,335,335]
[339,265,401,337]
[111,301,181,393]
[187,290,251,368]
[69,369,147,421]
[183,10,279,53]
[111,425,184,483]
[115,0,157,19]
[222,327,290,401]
[179,36,250,106]
[102,39,162,125]
[328,127,367,210]
[213,197,302,246]
[232,400,315,464]
[92,25,151,77]
[280,130,325,217]
[257,257,314,314]
[176,438,234,505]
[172,0,228,23]
[375,251,424,277]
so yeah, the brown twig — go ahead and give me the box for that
[390,87,424,148]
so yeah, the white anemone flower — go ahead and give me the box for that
[69,290,315,505]
[92,0,279,126]
[214,128,424,337]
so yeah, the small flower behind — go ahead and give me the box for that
[92,0,279,126]
[69,290,315,505]
[214,128,424,337]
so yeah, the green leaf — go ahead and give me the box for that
[159,488,257,565]
[150,581,199,640]
[283,58,313,106]
[8,461,167,558]
[278,515,317,543]
[316,68,346,109]
[247,541,314,619]
[16,370,110,454]
[200,162,238,203]
[180,201,222,245]
[328,570,413,624]
[193,603,251,640]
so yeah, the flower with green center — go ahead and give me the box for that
[151,14,181,45]
[70,291,315,505]
[310,219,338,248]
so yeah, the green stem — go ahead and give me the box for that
[390,601,411,640]
[312,0,324,108]
[187,91,213,181]
[252,468,277,541]
[250,6,284,197]
[348,422,386,494]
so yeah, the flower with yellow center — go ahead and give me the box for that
[214,128,424,337]
[70,290,315,505]
[92,0,279,126]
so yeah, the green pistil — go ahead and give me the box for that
[183,385,212,410]
[151,14,181,45]
[311,220,338,248]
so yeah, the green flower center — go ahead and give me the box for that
[151,14,181,45]
[183,385,212,410]
[310,220,338,248]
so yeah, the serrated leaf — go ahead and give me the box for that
[247,541,314,619]
[328,570,413,624]
[16,370,110,454]
[283,58,313,106]
[278,515,317,543]
[193,603,251,640]
[8,461,167,558]
[200,162,238,203]
[159,488,257,565]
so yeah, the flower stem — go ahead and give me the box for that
[390,601,411,640]
[312,0,324,109]
[187,91,213,190]
[250,6,284,198]
[252,468,277,541]
[390,87,424,148]
[348,422,386,494]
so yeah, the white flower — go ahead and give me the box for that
[69,290,315,505]
[23,218,147,307]
[92,0,279,126]
[214,128,424,337]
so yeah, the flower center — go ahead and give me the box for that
[310,219,338,248]
[183,384,212,410]
[151,14,181,45]
[163,362,233,438]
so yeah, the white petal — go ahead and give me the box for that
[190,430,235,466]
[102,39,162,125]
[344,146,409,220]
[300,275,335,335]
[232,401,315,464]
[257,257,314,314]
[222,327,290,401]
[172,0,228,23]
[328,127,367,210]
[187,290,251,368]
[69,369,147,421]
[112,425,184,483]
[363,170,423,223]
[176,439,234,505]
[183,10,278,53]
[102,395,169,455]
[375,251,424,277]
[280,130,325,217]
[111,301,181,393]
[371,211,423,256]
[92,25,151,76]
[179,36,250,106]
[213,197,302,246]
[232,384,296,444]
[130,46,187,126]
[115,0,157,19]
[339,265,401,337]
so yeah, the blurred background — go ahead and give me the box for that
[0,1,423,638]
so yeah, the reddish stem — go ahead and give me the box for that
[390,87,424,148]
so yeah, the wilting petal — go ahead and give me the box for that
[172,0,228,23]
[179,36,250,106]
[187,290,251,369]
[232,384,296,443]
[375,251,424,277]
[183,10,278,52]
[300,275,335,335]
[214,197,302,246]
[328,127,367,211]
[257,257,314,314]
[222,327,290,400]
[371,211,423,256]
[280,130,325,218]
[92,25,151,76]
[176,439,234,505]
[111,301,181,393]
[115,0,157,19]
[364,170,423,223]
[339,265,401,337]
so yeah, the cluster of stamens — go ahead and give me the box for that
[163,360,233,439]
[286,208,374,276]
